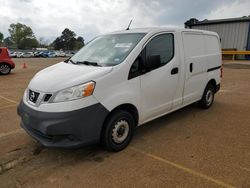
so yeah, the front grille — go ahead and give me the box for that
[29,90,39,103]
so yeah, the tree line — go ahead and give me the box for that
[0,23,85,50]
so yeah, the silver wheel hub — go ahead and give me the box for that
[206,90,213,105]
[0,64,10,74]
[112,120,129,144]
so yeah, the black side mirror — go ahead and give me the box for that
[145,55,161,70]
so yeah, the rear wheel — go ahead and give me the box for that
[101,110,135,152]
[199,84,215,109]
[0,64,11,75]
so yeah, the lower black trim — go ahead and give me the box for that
[207,66,221,72]
[17,100,109,148]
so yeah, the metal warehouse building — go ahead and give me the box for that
[184,16,250,51]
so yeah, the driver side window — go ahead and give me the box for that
[146,33,174,67]
[128,33,174,80]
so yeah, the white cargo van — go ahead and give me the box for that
[18,28,222,151]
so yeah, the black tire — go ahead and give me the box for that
[199,84,215,109]
[101,110,135,152]
[0,63,11,75]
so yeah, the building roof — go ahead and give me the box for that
[185,16,250,27]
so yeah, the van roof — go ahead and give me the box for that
[107,27,218,36]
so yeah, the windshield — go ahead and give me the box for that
[70,33,146,66]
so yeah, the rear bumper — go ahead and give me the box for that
[11,63,15,69]
[10,59,15,69]
[17,100,109,148]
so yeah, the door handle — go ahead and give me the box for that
[171,67,178,75]
[190,63,193,72]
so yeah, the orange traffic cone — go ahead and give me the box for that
[22,63,27,69]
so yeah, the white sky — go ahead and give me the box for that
[0,0,249,43]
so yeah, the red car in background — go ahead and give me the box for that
[0,47,15,75]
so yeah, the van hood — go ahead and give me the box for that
[28,62,113,92]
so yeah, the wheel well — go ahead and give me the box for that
[107,104,139,126]
[0,62,11,67]
[207,79,216,91]
[0,62,9,65]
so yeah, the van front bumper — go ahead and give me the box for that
[17,100,109,148]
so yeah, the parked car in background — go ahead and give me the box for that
[54,51,60,57]
[0,47,15,75]
[40,51,49,58]
[20,52,34,58]
[34,51,42,57]
[10,51,18,58]
[9,50,69,58]
[65,51,75,57]
[59,51,66,57]
[47,52,56,58]
[55,51,66,57]
[40,51,57,58]
[16,52,23,58]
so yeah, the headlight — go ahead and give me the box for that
[53,81,95,103]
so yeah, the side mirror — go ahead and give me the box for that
[145,55,161,70]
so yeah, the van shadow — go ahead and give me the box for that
[31,142,109,164]
[23,103,207,168]
[133,103,201,141]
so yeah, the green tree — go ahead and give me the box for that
[52,28,76,50]
[53,37,64,50]
[52,28,84,50]
[8,23,38,49]
[0,32,3,46]
[74,36,85,50]
[19,38,38,49]
[76,36,84,44]
[3,37,15,48]
[61,28,76,50]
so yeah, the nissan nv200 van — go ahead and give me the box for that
[18,28,222,151]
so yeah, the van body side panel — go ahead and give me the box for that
[204,34,221,87]
[140,32,179,123]
[93,61,142,121]
[182,32,208,104]
[140,60,178,122]
[172,32,186,108]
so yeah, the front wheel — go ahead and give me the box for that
[0,64,11,75]
[101,110,135,152]
[199,84,215,109]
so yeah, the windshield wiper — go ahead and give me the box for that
[76,61,102,67]
[64,59,76,64]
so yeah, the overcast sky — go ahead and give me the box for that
[0,0,249,43]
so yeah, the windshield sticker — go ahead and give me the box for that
[115,43,132,48]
